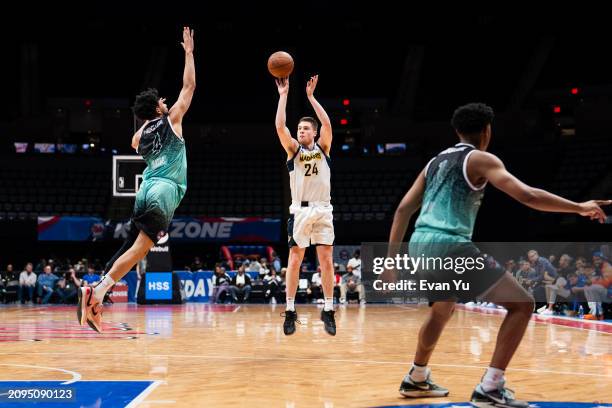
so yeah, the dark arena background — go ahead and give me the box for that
[0,7,610,408]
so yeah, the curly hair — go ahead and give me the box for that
[133,88,160,120]
[451,103,494,136]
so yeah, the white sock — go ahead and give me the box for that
[286,297,295,312]
[588,302,597,315]
[93,275,115,303]
[323,297,333,311]
[481,367,505,392]
[408,363,429,382]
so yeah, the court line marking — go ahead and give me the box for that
[455,305,612,334]
[393,304,612,334]
[0,363,81,385]
[125,380,164,408]
[1,353,608,378]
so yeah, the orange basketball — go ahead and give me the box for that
[267,51,294,78]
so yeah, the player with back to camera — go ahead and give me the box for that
[386,103,611,406]
[274,75,337,336]
[77,27,195,332]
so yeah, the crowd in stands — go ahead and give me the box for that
[480,249,612,319]
[0,258,106,304]
[183,249,366,305]
[7,248,607,319]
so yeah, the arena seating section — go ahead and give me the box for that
[0,138,608,222]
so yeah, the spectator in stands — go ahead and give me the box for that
[190,256,204,272]
[259,258,270,277]
[528,250,558,304]
[56,270,78,304]
[538,254,577,314]
[592,251,611,276]
[504,260,516,276]
[247,258,262,273]
[37,265,58,304]
[18,263,37,304]
[271,251,282,273]
[264,268,283,304]
[211,265,232,303]
[548,254,557,268]
[515,260,535,291]
[81,266,101,287]
[340,265,366,304]
[69,268,82,287]
[557,254,575,276]
[347,249,362,278]
[74,260,85,273]
[47,259,59,274]
[2,264,19,303]
[541,272,586,315]
[541,269,570,315]
[575,257,588,276]
[308,266,324,303]
[583,255,612,317]
[230,264,252,303]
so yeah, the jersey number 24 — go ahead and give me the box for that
[304,163,318,176]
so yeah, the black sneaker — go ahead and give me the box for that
[399,371,449,398]
[320,309,336,336]
[471,382,530,407]
[281,310,299,335]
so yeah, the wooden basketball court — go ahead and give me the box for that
[0,303,609,407]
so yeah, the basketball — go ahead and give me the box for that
[267,51,294,78]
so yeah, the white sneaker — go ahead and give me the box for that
[339,298,346,304]
[537,305,547,314]
[540,309,554,315]
[360,299,366,305]
[465,301,475,307]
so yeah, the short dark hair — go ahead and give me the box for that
[299,116,318,132]
[133,88,160,120]
[451,103,494,136]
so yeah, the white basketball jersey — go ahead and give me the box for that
[287,143,331,203]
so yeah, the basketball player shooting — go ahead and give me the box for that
[387,103,611,406]
[77,26,196,333]
[275,75,337,336]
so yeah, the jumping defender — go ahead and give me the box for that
[275,75,337,336]
[77,27,196,332]
[388,103,610,406]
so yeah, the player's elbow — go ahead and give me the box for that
[394,203,414,219]
[517,187,538,205]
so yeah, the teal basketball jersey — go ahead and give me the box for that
[413,143,486,241]
[137,114,187,200]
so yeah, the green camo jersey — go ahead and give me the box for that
[413,143,486,241]
[135,115,187,219]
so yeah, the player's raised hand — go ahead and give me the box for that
[181,26,194,54]
[276,77,289,96]
[577,199,612,223]
[306,75,319,97]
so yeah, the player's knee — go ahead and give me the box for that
[288,257,301,269]
[431,302,455,321]
[507,298,534,316]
